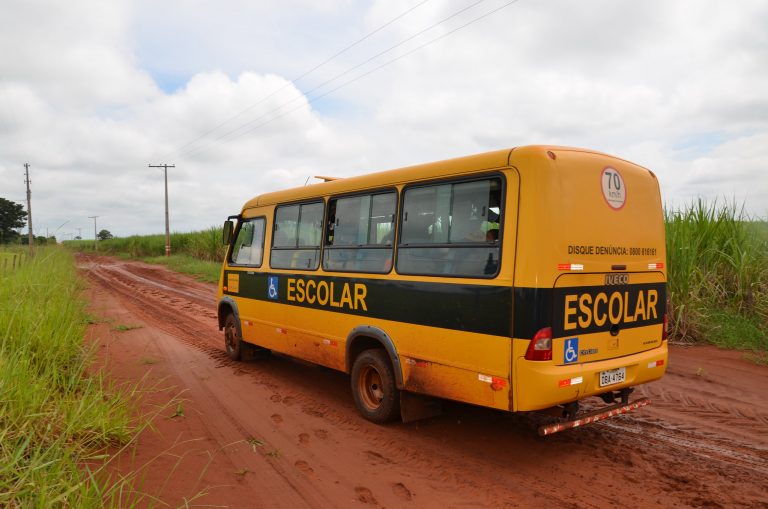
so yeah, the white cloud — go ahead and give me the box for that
[666,133,768,217]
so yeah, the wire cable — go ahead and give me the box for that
[164,0,433,158]
[177,0,491,159]
[178,0,519,161]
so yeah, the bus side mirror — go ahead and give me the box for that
[222,220,234,245]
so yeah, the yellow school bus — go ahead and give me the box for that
[217,146,668,434]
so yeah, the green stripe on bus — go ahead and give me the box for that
[223,271,665,339]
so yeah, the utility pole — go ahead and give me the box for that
[148,163,174,256]
[88,216,99,251]
[24,163,33,255]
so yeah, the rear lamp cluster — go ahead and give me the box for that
[525,327,553,361]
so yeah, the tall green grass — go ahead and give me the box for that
[0,247,140,506]
[140,254,222,283]
[0,250,27,273]
[66,227,225,284]
[666,199,767,350]
[67,227,225,262]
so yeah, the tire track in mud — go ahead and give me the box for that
[591,418,768,508]
[86,265,221,351]
[598,419,768,475]
[639,383,768,430]
[119,264,216,306]
[86,263,337,508]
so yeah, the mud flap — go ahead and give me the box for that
[241,342,270,361]
[400,391,442,423]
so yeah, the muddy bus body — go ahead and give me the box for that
[217,146,668,434]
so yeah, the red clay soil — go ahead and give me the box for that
[78,254,768,508]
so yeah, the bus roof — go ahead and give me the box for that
[241,145,628,210]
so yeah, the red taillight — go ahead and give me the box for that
[662,313,668,340]
[525,327,553,361]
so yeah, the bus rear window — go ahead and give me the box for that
[398,177,502,277]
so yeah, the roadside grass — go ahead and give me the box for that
[666,199,767,352]
[743,352,768,365]
[141,254,221,283]
[113,323,144,332]
[697,307,767,351]
[65,229,223,283]
[0,249,28,273]
[0,246,147,506]
[66,226,225,262]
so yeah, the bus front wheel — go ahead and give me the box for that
[351,349,400,423]
[223,313,243,361]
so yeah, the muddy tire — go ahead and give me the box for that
[351,349,400,423]
[223,313,243,361]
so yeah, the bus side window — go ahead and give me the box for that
[322,191,396,274]
[271,202,323,270]
[398,177,502,277]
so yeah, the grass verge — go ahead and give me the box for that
[65,227,225,262]
[0,246,142,506]
[141,254,221,283]
[666,200,767,352]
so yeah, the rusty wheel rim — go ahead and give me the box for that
[358,365,384,410]
[225,321,237,353]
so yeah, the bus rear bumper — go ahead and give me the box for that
[537,397,651,435]
[513,342,667,412]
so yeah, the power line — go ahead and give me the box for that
[291,0,433,86]
[179,0,520,160]
[164,0,434,159]
[176,0,491,160]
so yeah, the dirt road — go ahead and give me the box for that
[79,255,768,508]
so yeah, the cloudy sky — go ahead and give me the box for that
[1,0,766,239]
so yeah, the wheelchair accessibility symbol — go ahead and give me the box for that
[267,276,279,300]
[564,337,579,364]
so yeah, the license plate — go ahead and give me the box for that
[599,367,626,387]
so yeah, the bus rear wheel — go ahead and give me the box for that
[223,313,243,361]
[351,349,400,423]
